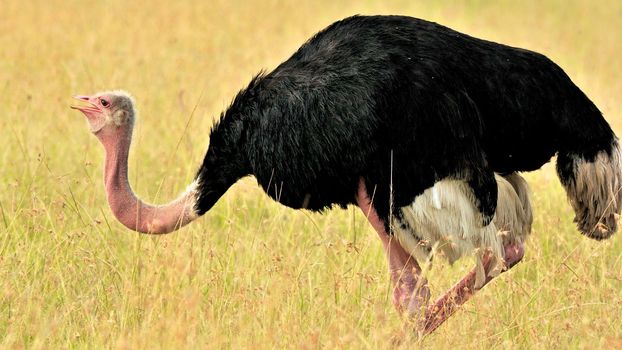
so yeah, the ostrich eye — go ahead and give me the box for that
[100,99,110,107]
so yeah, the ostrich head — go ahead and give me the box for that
[72,91,136,140]
[71,91,200,234]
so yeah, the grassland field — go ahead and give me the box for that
[1,0,622,348]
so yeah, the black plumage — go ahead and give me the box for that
[194,15,617,234]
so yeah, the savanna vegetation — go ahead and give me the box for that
[1,1,621,348]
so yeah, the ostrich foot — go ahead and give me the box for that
[389,247,431,318]
[420,243,525,335]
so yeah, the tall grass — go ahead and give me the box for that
[1,0,621,348]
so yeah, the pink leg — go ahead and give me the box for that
[356,179,430,316]
[356,178,526,335]
[421,243,525,334]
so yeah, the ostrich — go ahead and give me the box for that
[72,15,622,334]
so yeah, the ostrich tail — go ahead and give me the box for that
[556,139,622,239]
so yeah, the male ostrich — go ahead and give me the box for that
[72,15,622,334]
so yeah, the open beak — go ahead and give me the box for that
[71,95,106,133]
[71,95,101,114]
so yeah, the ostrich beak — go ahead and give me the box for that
[71,95,100,113]
[71,95,99,111]
[71,95,106,133]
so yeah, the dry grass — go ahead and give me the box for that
[1,0,621,348]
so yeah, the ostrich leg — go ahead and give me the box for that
[355,179,431,316]
[421,243,524,334]
[356,178,525,334]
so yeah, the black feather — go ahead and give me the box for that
[194,15,616,230]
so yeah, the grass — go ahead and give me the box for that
[1,0,621,348]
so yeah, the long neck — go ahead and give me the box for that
[101,131,199,234]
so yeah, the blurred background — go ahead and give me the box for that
[1,1,621,348]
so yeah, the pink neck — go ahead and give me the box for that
[101,130,198,234]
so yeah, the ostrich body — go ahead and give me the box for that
[72,15,621,334]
